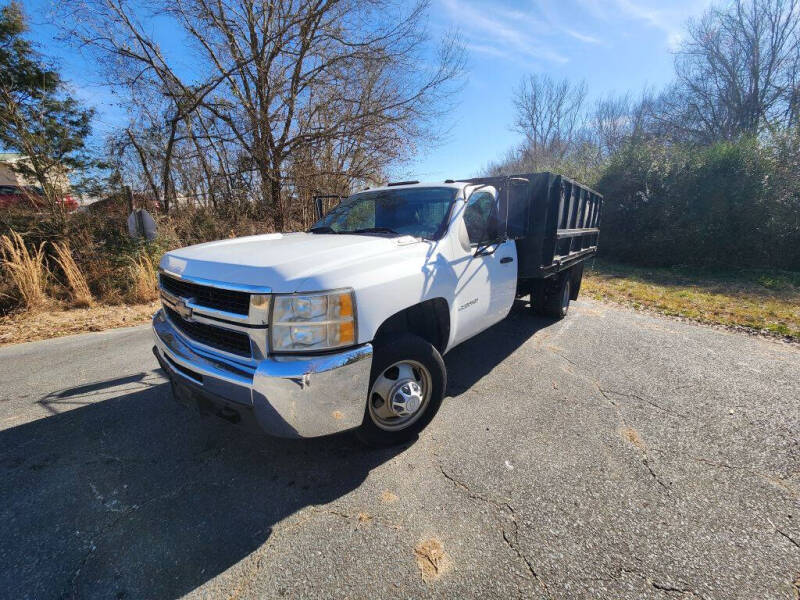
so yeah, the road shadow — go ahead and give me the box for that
[444,299,558,396]
[0,379,404,599]
[51,373,153,399]
[0,300,555,599]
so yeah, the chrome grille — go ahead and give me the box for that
[160,274,251,315]
[164,307,252,358]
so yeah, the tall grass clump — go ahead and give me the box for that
[0,230,47,310]
[127,253,158,303]
[52,242,93,307]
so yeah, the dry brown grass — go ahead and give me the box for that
[583,261,800,341]
[0,231,47,310]
[0,300,159,346]
[52,242,93,307]
[127,254,159,303]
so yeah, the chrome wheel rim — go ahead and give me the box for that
[368,360,432,431]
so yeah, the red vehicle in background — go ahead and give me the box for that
[0,185,78,212]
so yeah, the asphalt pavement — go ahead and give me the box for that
[0,300,798,599]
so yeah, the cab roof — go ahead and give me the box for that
[359,180,471,193]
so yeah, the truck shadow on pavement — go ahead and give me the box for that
[445,300,557,396]
[0,381,406,599]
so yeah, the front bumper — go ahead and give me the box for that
[151,310,373,438]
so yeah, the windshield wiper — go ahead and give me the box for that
[308,226,338,234]
[344,227,400,235]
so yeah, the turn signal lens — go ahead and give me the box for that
[331,292,353,319]
[330,320,355,346]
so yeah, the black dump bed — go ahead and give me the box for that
[464,172,602,280]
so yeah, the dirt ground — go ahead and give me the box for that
[0,301,159,346]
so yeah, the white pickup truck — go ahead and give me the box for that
[152,173,602,445]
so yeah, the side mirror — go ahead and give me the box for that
[312,194,342,221]
[463,185,506,255]
[477,206,504,247]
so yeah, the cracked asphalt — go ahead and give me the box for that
[0,299,798,599]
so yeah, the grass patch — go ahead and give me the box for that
[126,253,159,303]
[0,231,47,310]
[583,260,800,341]
[52,242,93,308]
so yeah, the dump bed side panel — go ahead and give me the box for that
[537,175,602,277]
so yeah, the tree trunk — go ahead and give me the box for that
[162,119,179,213]
[270,175,284,231]
[126,129,161,208]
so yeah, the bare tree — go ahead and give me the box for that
[513,74,588,165]
[668,0,800,142]
[589,94,635,158]
[63,0,464,228]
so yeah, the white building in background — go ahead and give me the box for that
[0,153,32,187]
[0,152,92,204]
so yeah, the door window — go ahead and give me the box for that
[463,191,495,244]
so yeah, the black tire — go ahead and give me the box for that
[542,276,571,319]
[570,263,584,300]
[530,280,547,316]
[355,333,446,447]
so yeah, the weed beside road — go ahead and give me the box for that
[583,260,800,341]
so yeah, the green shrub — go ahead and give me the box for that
[597,136,800,271]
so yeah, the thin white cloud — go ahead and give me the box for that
[613,0,663,28]
[530,0,606,46]
[575,0,714,46]
[439,0,569,64]
[465,42,511,58]
[439,0,713,66]
[564,28,603,45]
[666,31,685,51]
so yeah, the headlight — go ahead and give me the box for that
[270,290,356,352]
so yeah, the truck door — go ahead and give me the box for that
[450,187,518,346]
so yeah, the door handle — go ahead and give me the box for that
[500,256,514,264]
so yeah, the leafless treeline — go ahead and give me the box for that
[492,0,800,181]
[61,0,463,228]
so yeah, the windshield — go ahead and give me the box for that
[311,187,457,240]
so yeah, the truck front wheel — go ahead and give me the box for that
[355,334,446,447]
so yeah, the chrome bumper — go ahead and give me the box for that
[151,310,373,438]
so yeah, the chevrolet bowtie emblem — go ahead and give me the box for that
[174,297,193,321]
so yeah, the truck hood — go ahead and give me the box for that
[159,231,428,293]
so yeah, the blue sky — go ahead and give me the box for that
[21,0,717,181]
